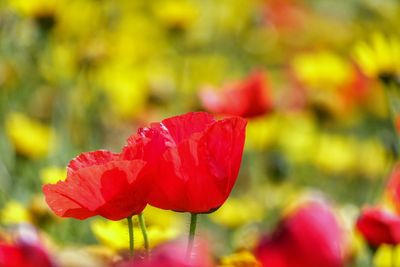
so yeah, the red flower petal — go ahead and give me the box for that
[147,115,247,213]
[159,112,215,144]
[42,184,96,220]
[43,150,148,221]
[67,150,119,173]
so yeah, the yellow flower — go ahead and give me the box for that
[353,33,400,80]
[95,64,149,120]
[292,51,353,89]
[219,250,261,267]
[141,205,184,229]
[91,206,183,250]
[56,0,103,38]
[277,112,317,163]
[5,112,55,159]
[210,198,264,228]
[245,115,280,151]
[314,134,358,174]
[374,244,400,267]
[7,0,59,18]
[0,201,31,225]
[152,0,199,30]
[91,219,178,250]
[357,140,388,177]
[108,15,165,64]
[40,166,66,185]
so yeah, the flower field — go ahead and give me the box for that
[1,0,400,266]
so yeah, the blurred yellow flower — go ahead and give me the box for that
[5,112,55,159]
[152,0,199,30]
[109,15,164,64]
[96,64,149,120]
[91,219,178,250]
[350,232,367,261]
[219,250,261,267]
[292,51,353,89]
[314,134,358,174]
[353,33,400,80]
[357,140,388,177]
[91,206,183,250]
[7,0,59,18]
[213,0,257,34]
[210,197,264,228]
[185,55,230,94]
[0,201,31,225]
[278,112,317,163]
[141,205,184,229]
[56,0,103,38]
[374,244,400,267]
[95,66,148,119]
[40,166,66,185]
[245,115,280,151]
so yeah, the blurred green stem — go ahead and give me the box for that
[384,81,400,157]
[138,212,149,258]
[127,216,134,258]
[393,246,396,267]
[186,213,198,259]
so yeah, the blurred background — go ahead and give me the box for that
[0,0,400,266]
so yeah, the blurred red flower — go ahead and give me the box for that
[340,66,371,110]
[199,72,273,118]
[386,164,400,213]
[116,240,214,267]
[43,150,148,221]
[122,112,247,213]
[262,0,306,30]
[254,201,344,267]
[396,116,400,135]
[356,207,400,247]
[0,241,54,267]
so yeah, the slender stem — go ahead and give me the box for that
[186,213,198,259]
[138,212,149,258]
[127,216,134,258]
[393,246,396,267]
[384,81,400,158]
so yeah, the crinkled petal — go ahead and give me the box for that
[67,150,119,173]
[159,112,215,144]
[44,155,148,220]
[43,183,96,220]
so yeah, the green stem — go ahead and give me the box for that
[393,246,396,267]
[127,216,134,258]
[138,212,149,258]
[384,81,400,158]
[186,213,198,259]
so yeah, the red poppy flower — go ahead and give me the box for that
[255,201,344,267]
[199,72,273,118]
[0,241,54,267]
[356,207,400,247]
[43,150,148,221]
[122,112,247,213]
